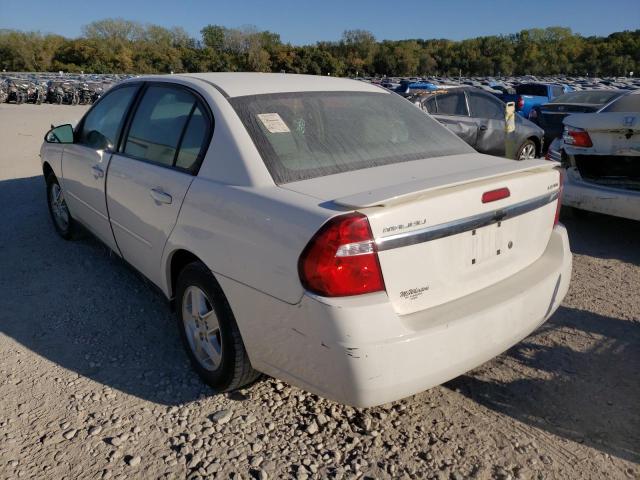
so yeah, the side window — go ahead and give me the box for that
[78,85,138,149]
[552,86,564,97]
[467,92,504,120]
[175,105,209,171]
[124,85,198,167]
[424,96,437,114]
[436,92,468,116]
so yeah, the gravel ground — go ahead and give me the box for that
[0,104,638,480]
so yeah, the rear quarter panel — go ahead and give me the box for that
[163,179,333,304]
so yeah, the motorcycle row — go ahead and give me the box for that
[0,74,125,106]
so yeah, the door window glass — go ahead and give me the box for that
[78,85,138,150]
[424,96,437,114]
[175,105,209,171]
[124,86,196,166]
[436,92,468,116]
[467,91,504,120]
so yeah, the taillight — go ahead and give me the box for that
[554,168,564,226]
[517,96,524,110]
[298,213,385,297]
[563,126,592,148]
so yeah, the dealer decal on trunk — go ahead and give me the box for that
[400,285,430,301]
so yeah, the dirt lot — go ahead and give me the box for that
[0,104,638,480]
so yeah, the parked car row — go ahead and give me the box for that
[0,73,134,105]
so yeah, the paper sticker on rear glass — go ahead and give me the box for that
[257,113,290,133]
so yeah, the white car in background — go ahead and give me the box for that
[561,91,640,221]
[40,73,572,407]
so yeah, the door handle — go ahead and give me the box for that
[150,188,172,205]
[479,125,488,131]
[91,165,104,178]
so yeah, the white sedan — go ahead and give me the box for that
[41,73,572,407]
[561,92,640,221]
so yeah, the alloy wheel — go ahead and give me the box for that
[181,286,222,371]
[518,142,536,160]
[50,183,70,231]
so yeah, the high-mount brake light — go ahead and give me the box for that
[482,187,511,203]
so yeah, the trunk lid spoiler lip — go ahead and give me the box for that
[334,159,558,208]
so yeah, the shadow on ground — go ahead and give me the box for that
[560,207,640,264]
[1,175,638,462]
[0,175,218,406]
[447,306,640,464]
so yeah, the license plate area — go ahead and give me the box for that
[469,221,514,266]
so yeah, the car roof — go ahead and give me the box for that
[165,72,388,98]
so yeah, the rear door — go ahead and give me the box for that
[106,83,212,286]
[430,91,479,147]
[61,83,140,252]
[466,90,507,156]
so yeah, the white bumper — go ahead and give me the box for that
[219,225,572,407]
[563,167,640,221]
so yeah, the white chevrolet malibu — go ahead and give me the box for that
[41,73,572,407]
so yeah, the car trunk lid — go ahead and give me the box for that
[285,154,561,315]
[564,112,640,156]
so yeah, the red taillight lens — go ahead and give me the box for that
[563,127,592,148]
[482,187,510,203]
[298,213,385,297]
[554,168,564,226]
[517,96,524,110]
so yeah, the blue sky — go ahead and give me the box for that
[0,0,638,43]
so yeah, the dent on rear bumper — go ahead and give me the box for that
[563,168,640,221]
[218,226,572,408]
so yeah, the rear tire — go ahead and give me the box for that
[176,262,260,392]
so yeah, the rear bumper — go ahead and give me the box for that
[223,225,572,407]
[563,167,640,221]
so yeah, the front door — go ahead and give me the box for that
[61,84,140,252]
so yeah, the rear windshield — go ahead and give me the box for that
[230,91,472,184]
[550,90,621,105]
[602,93,640,113]
[515,84,548,96]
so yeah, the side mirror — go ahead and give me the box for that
[45,124,74,144]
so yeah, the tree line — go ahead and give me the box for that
[0,19,638,77]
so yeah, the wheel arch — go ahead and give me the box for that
[167,249,208,304]
[528,136,542,158]
[42,161,54,179]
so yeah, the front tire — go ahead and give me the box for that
[46,174,76,239]
[176,262,259,392]
[516,139,537,160]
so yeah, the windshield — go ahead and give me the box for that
[550,90,621,105]
[230,91,472,184]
